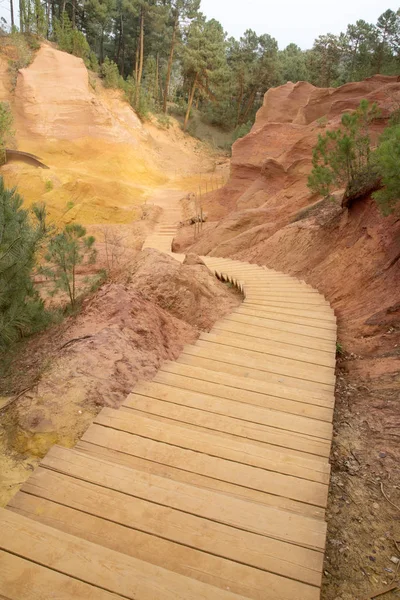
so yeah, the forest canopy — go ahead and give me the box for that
[4,1,400,132]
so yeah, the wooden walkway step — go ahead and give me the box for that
[0,197,336,599]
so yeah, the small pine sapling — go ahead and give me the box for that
[41,224,96,308]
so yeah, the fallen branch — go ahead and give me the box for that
[58,335,93,351]
[360,583,398,599]
[0,383,37,413]
[380,482,400,512]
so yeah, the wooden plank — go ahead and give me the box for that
[245,286,320,295]
[245,292,329,306]
[224,313,335,340]
[40,446,327,561]
[75,440,326,519]
[93,409,330,504]
[8,494,321,600]
[234,306,336,330]
[141,372,333,421]
[122,393,331,471]
[180,346,335,393]
[176,352,333,399]
[81,423,328,507]
[159,360,333,406]
[213,319,334,352]
[240,303,335,321]
[0,507,244,600]
[0,549,121,600]
[152,373,332,457]
[17,466,326,556]
[101,388,332,440]
[200,330,335,368]
[242,298,333,314]
[193,339,335,385]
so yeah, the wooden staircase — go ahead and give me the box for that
[0,197,336,600]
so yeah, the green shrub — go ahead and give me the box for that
[156,113,171,129]
[373,124,400,215]
[8,32,34,89]
[45,180,53,192]
[232,121,252,142]
[0,178,50,350]
[40,223,96,308]
[100,57,122,88]
[53,13,93,68]
[308,100,380,198]
[0,102,13,164]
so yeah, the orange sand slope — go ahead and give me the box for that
[0,43,214,224]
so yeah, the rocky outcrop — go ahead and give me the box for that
[14,44,143,142]
[175,75,400,255]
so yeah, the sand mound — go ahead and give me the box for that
[0,43,215,225]
[1,250,241,505]
[14,45,143,142]
[129,249,241,330]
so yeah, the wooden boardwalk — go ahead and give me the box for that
[0,199,336,600]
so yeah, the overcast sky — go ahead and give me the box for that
[0,0,398,50]
[201,0,399,49]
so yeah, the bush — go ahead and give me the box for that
[100,57,122,88]
[308,100,380,198]
[8,32,34,89]
[0,102,13,164]
[373,124,400,215]
[40,223,96,308]
[232,121,252,142]
[156,113,171,129]
[0,178,50,350]
[53,13,94,69]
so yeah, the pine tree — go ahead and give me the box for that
[162,0,200,113]
[182,16,226,131]
[308,100,380,198]
[373,123,400,215]
[41,223,96,308]
[0,178,48,349]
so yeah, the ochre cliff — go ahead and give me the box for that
[0,42,212,224]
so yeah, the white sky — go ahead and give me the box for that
[201,0,399,49]
[0,0,398,50]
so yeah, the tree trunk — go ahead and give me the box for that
[116,13,123,68]
[46,0,51,38]
[121,41,125,77]
[235,76,244,127]
[134,38,139,81]
[10,0,14,28]
[163,13,179,113]
[100,27,104,64]
[240,88,256,124]
[19,0,23,31]
[183,74,198,131]
[349,40,359,80]
[71,0,76,27]
[26,0,31,32]
[134,7,144,107]
[154,52,159,102]
[61,0,66,16]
